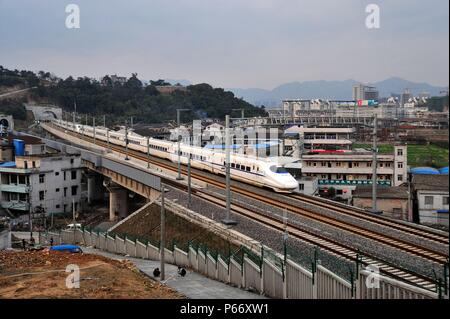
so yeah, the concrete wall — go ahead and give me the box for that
[353,197,408,220]
[39,230,441,300]
[0,229,11,250]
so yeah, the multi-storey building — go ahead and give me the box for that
[301,145,408,199]
[0,141,83,216]
[284,126,355,152]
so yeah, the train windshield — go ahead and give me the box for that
[270,166,289,174]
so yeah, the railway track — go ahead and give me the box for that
[46,125,449,283]
[288,194,449,245]
[164,179,441,292]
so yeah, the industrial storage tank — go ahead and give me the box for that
[410,167,440,175]
[13,139,25,156]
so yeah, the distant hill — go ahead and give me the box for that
[229,77,448,107]
[164,79,192,86]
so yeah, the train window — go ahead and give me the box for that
[270,166,288,174]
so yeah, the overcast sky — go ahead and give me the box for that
[0,0,448,89]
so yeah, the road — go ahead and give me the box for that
[0,87,36,100]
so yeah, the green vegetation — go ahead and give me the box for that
[0,65,266,124]
[0,99,27,120]
[0,66,40,87]
[426,95,449,112]
[353,143,449,168]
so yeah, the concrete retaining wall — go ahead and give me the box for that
[39,230,441,300]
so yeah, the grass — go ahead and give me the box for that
[353,143,449,168]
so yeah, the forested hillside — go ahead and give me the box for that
[0,66,266,123]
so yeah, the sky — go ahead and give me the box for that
[0,0,448,89]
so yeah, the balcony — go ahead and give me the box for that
[1,201,30,211]
[318,179,392,186]
[0,184,30,193]
[302,167,394,175]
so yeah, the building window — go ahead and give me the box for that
[32,161,36,168]
[397,149,403,156]
[398,162,403,169]
[425,196,434,206]
[39,174,45,184]
[71,185,78,196]
[443,197,449,206]
[353,162,359,167]
[39,191,45,201]
[64,171,66,181]
[336,162,341,167]
[55,172,59,176]
[56,204,60,209]
[397,174,403,182]
[70,159,74,164]
[24,161,28,169]
[56,188,60,192]
[64,187,67,197]
[299,184,304,191]
[71,170,77,180]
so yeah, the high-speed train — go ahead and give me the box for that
[52,120,299,193]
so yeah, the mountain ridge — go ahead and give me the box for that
[228,78,448,107]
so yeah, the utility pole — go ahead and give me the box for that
[160,183,166,281]
[371,114,378,213]
[106,128,110,151]
[93,117,96,144]
[176,109,189,180]
[72,198,76,244]
[147,136,150,169]
[125,122,129,161]
[188,153,192,207]
[222,115,237,225]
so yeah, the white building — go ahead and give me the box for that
[301,145,408,200]
[284,126,355,152]
[412,174,449,227]
[0,153,83,216]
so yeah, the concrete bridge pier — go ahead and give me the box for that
[108,185,128,221]
[87,173,105,204]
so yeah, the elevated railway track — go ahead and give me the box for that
[43,123,449,292]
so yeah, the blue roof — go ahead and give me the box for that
[439,167,449,174]
[0,161,16,168]
[410,167,440,175]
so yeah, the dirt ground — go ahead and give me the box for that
[0,250,185,299]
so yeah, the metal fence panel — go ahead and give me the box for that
[244,256,262,294]
[286,259,313,299]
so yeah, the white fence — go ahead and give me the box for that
[40,230,441,299]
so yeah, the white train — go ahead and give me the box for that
[53,120,299,193]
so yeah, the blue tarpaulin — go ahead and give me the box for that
[50,245,83,253]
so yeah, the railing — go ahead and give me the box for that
[39,229,443,300]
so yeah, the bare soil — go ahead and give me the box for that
[0,250,185,299]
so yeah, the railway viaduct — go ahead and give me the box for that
[17,124,163,222]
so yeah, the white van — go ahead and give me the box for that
[64,223,82,231]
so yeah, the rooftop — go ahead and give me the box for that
[353,185,409,199]
[412,174,449,192]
